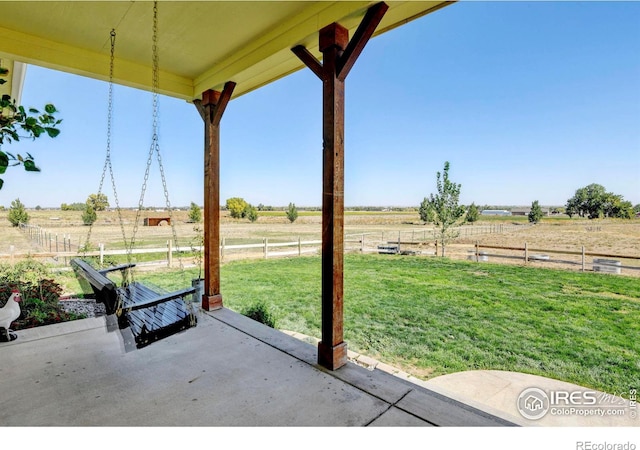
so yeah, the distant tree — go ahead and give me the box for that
[7,198,29,226]
[188,201,202,223]
[466,203,479,223]
[61,202,86,211]
[566,184,633,219]
[528,200,543,223]
[286,202,298,223]
[419,197,435,223]
[634,204,640,214]
[226,197,248,219]
[421,162,466,256]
[602,193,633,219]
[245,204,258,223]
[82,204,97,226]
[0,66,62,190]
[86,193,109,211]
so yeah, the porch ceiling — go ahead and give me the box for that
[0,1,452,102]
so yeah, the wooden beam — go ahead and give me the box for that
[196,83,235,311]
[211,82,236,125]
[337,2,388,81]
[292,3,388,371]
[291,45,324,80]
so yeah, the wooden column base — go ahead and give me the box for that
[318,341,347,370]
[202,294,223,311]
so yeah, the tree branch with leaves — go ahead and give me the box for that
[0,65,62,189]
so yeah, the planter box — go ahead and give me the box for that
[593,259,621,274]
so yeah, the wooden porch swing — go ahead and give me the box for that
[72,3,196,351]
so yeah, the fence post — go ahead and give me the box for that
[524,242,528,265]
[475,241,479,262]
[361,234,365,253]
[99,243,104,266]
[167,239,173,268]
[398,231,401,253]
[298,237,302,256]
[56,234,59,253]
[581,246,585,272]
[264,238,268,259]
[221,237,225,261]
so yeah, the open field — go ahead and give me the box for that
[1,209,638,275]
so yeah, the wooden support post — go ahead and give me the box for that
[194,82,236,311]
[524,242,528,265]
[292,2,388,370]
[581,246,586,272]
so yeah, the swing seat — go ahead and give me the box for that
[71,258,197,349]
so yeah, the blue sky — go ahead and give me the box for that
[1,1,639,209]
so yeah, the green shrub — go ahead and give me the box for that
[0,258,84,329]
[242,301,276,328]
[82,205,97,225]
[7,198,29,226]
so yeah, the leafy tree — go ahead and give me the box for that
[86,193,109,211]
[466,202,479,223]
[566,184,633,219]
[634,204,640,214]
[0,66,62,190]
[226,197,248,219]
[61,202,86,211]
[245,204,258,223]
[188,201,202,223]
[602,193,633,219]
[528,200,543,223]
[419,197,435,223]
[82,205,97,226]
[286,202,298,223]
[421,162,466,256]
[7,198,29,226]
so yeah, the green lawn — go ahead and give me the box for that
[136,254,639,393]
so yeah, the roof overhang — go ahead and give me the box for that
[0,58,27,104]
[0,1,453,102]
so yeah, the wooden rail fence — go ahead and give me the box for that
[471,242,640,274]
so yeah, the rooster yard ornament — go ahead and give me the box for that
[0,289,22,342]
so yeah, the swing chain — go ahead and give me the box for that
[129,1,185,272]
[84,28,129,273]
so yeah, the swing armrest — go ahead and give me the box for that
[118,285,197,312]
[98,263,137,275]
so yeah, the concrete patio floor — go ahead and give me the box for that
[0,307,516,427]
[2,307,636,430]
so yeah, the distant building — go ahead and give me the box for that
[481,210,512,216]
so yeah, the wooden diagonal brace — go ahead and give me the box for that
[337,2,388,81]
[291,45,324,80]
